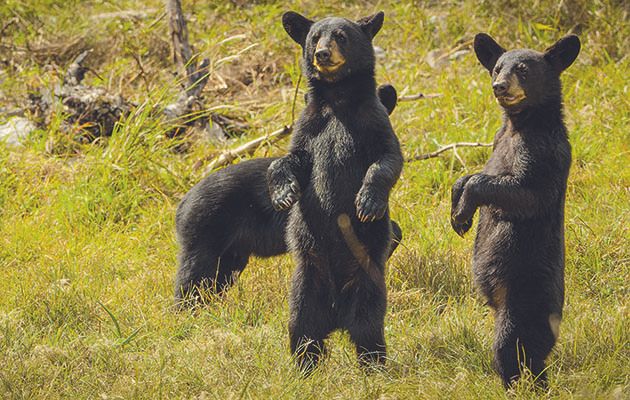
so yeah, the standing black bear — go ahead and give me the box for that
[268,11,403,372]
[174,84,401,306]
[451,33,580,387]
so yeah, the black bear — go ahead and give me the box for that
[174,84,401,306]
[451,33,580,388]
[268,11,403,372]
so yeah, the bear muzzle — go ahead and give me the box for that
[493,74,526,107]
[313,38,346,77]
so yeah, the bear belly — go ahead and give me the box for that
[472,208,565,310]
[472,210,512,305]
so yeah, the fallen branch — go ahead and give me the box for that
[399,93,442,101]
[426,38,473,70]
[204,125,292,173]
[90,9,156,21]
[0,107,25,118]
[408,142,492,161]
[439,39,473,63]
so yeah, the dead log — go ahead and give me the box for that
[63,49,90,86]
[28,50,132,142]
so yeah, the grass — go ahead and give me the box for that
[0,0,628,398]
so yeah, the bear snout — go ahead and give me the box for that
[492,81,508,96]
[315,48,331,63]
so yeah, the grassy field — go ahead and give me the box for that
[0,0,628,398]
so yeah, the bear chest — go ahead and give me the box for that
[484,132,528,176]
[311,119,370,172]
[315,119,359,161]
[307,118,371,208]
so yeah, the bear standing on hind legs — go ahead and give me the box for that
[451,33,580,388]
[269,11,403,373]
[173,84,401,307]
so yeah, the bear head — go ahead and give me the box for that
[474,33,580,113]
[282,11,384,83]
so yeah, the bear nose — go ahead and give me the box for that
[493,81,508,96]
[315,49,331,63]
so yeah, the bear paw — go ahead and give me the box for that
[451,174,474,210]
[270,178,300,211]
[450,174,477,236]
[450,214,473,237]
[355,189,387,223]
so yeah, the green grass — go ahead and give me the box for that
[0,0,628,398]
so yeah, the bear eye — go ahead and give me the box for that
[335,31,346,42]
[493,65,501,75]
[311,33,321,43]
[515,63,528,75]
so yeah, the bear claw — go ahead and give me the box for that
[271,179,300,211]
[451,216,473,236]
[355,191,387,223]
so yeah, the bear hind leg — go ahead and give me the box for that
[216,248,249,289]
[493,310,557,389]
[347,283,387,370]
[288,261,335,375]
[289,300,334,375]
[349,324,386,370]
[174,246,249,307]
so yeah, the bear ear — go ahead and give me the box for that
[544,35,580,73]
[474,33,506,73]
[377,84,397,115]
[357,11,384,40]
[282,11,314,47]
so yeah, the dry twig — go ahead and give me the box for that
[408,142,492,161]
[204,125,292,173]
[90,10,156,21]
[399,93,442,101]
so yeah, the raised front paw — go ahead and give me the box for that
[270,177,300,211]
[268,157,302,211]
[451,174,474,211]
[355,189,387,223]
[450,178,480,237]
[450,213,473,237]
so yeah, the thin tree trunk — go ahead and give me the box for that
[166,0,194,80]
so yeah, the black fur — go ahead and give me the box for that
[174,84,401,306]
[452,33,579,388]
[269,11,403,372]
